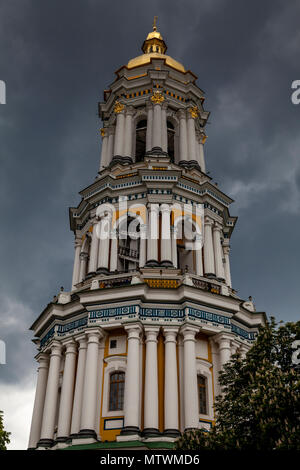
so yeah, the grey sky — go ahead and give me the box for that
[0,0,299,448]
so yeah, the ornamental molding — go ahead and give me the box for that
[113,101,125,113]
[188,105,199,119]
[151,90,165,104]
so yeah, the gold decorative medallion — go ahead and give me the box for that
[100,128,106,137]
[113,101,125,113]
[188,105,199,119]
[151,90,165,104]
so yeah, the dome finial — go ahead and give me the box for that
[153,15,158,32]
[142,17,167,55]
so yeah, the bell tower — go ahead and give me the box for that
[28,22,266,450]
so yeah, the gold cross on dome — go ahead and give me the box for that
[153,16,158,31]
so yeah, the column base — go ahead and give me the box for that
[36,438,54,448]
[178,160,201,171]
[111,155,133,165]
[120,426,140,436]
[216,277,225,283]
[205,273,216,279]
[96,267,110,275]
[160,260,173,268]
[55,436,69,443]
[163,429,181,438]
[144,259,160,268]
[78,428,98,439]
[141,428,161,437]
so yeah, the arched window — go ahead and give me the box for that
[109,371,125,411]
[135,119,147,162]
[167,120,175,162]
[197,375,207,415]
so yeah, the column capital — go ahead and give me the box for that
[35,352,50,368]
[144,326,160,342]
[146,99,153,110]
[125,105,135,116]
[49,340,63,357]
[213,222,223,232]
[177,108,187,120]
[74,333,87,348]
[162,326,179,342]
[162,101,168,110]
[160,203,170,213]
[204,216,214,226]
[113,101,125,114]
[124,323,143,339]
[86,328,104,343]
[214,332,233,349]
[180,324,199,341]
[108,126,115,136]
[62,338,77,354]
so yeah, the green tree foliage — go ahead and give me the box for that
[0,410,10,450]
[177,318,300,450]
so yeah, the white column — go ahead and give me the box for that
[171,226,178,269]
[28,354,49,449]
[99,129,109,170]
[139,224,147,268]
[143,327,159,434]
[195,232,203,276]
[231,341,239,356]
[152,103,162,149]
[161,103,168,153]
[209,338,221,398]
[213,223,225,281]
[71,239,82,290]
[79,251,88,283]
[88,220,100,274]
[39,341,62,447]
[199,131,206,172]
[187,112,197,162]
[239,345,248,359]
[163,328,180,436]
[97,214,111,272]
[146,204,159,265]
[110,234,118,272]
[178,109,188,162]
[113,110,125,156]
[124,106,134,158]
[121,325,141,435]
[57,340,77,441]
[204,217,215,276]
[146,102,153,152]
[107,128,114,164]
[223,244,232,287]
[178,336,185,433]
[95,338,105,438]
[216,334,232,369]
[70,335,87,437]
[160,204,172,266]
[181,326,199,430]
[79,329,102,439]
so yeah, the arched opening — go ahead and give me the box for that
[197,375,207,415]
[109,371,125,411]
[167,120,175,162]
[135,119,147,162]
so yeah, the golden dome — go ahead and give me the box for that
[127,18,186,74]
[127,53,186,73]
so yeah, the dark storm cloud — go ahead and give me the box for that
[0,0,300,445]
